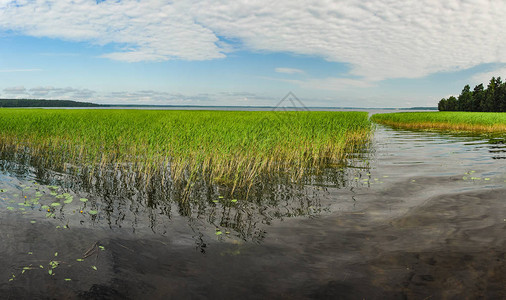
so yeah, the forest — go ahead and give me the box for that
[0,99,102,107]
[438,77,506,112]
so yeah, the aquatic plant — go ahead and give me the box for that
[0,109,372,189]
[371,111,506,133]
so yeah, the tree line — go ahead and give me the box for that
[438,77,506,112]
[0,99,103,107]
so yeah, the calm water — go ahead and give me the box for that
[1,124,506,299]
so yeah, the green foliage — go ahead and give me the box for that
[0,109,372,187]
[438,77,506,112]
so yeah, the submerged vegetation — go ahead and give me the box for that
[372,111,506,133]
[0,109,372,190]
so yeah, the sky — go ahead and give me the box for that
[1,0,506,107]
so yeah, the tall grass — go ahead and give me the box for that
[0,109,372,188]
[371,111,506,133]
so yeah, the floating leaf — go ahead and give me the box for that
[48,270,53,275]
[79,198,88,203]
[50,192,58,196]
[218,196,224,199]
[89,210,98,215]
[63,198,73,204]
[39,265,44,269]
[99,246,105,251]
[41,205,50,210]
[91,266,97,271]
[28,252,33,255]
[76,259,84,262]
[6,207,14,211]
[51,202,61,207]
[30,221,36,224]
[54,252,58,257]
[215,231,222,236]
[231,199,238,203]
[64,278,72,281]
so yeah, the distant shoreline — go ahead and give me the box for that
[0,99,437,110]
[0,99,103,107]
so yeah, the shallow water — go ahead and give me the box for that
[1,125,506,299]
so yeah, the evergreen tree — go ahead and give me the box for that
[446,96,458,111]
[457,84,473,111]
[472,84,484,112]
[438,98,447,111]
[498,81,506,112]
[482,77,496,112]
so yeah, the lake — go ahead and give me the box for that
[1,120,505,299]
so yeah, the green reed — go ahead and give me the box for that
[0,109,372,188]
[372,111,506,133]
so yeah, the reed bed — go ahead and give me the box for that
[371,112,506,133]
[0,109,372,188]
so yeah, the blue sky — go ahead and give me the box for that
[1,0,506,107]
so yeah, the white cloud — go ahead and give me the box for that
[3,86,27,94]
[0,0,224,62]
[4,86,96,99]
[1,0,506,80]
[275,67,305,74]
[193,0,506,80]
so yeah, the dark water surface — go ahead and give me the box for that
[1,125,506,299]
